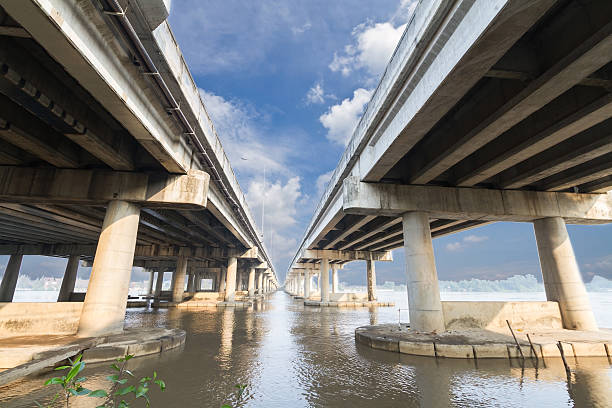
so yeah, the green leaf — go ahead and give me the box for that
[111,363,120,371]
[69,387,91,396]
[54,365,70,371]
[153,371,157,380]
[140,376,151,383]
[118,400,130,408]
[114,385,136,396]
[76,376,87,383]
[221,405,232,408]
[154,379,166,391]
[135,384,149,398]
[74,354,82,364]
[44,377,64,385]
[124,354,134,360]
[107,374,119,382]
[66,361,84,382]
[88,389,108,398]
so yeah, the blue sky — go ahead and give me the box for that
[2,0,612,286]
[164,0,612,285]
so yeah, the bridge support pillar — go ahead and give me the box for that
[225,257,237,301]
[0,253,23,302]
[257,271,263,295]
[171,256,187,303]
[331,265,338,294]
[219,267,227,294]
[534,217,597,331]
[304,270,311,299]
[146,269,154,296]
[154,270,163,296]
[186,266,195,293]
[78,200,140,337]
[248,268,256,297]
[402,211,445,333]
[58,255,80,302]
[367,260,377,301]
[320,258,330,302]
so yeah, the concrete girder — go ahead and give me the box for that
[343,178,612,224]
[0,167,209,209]
[300,249,393,262]
[323,215,376,249]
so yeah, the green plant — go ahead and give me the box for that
[221,384,247,408]
[36,354,166,408]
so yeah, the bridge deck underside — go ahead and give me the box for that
[307,0,612,254]
[0,8,246,263]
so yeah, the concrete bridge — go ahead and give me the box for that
[288,0,612,332]
[0,0,277,338]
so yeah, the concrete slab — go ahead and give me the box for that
[355,323,612,359]
[304,300,394,308]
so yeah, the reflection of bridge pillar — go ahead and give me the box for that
[219,267,227,294]
[171,256,187,303]
[534,217,597,330]
[237,269,244,291]
[58,255,80,302]
[78,200,140,337]
[321,258,330,302]
[366,260,377,301]
[331,265,338,293]
[402,211,445,332]
[304,270,311,299]
[225,257,237,301]
[571,367,612,406]
[0,253,23,302]
[248,267,256,297]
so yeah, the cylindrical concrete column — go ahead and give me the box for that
[402,211,445,332]
[248,268,256,297]
[58,255,80,302]
[146,269,154,295]
[304,270,311,299]
[534,217,597,331]
[331,266,339,294]
[0,253,23,302]
[225,257,237,301]
[321,258,330,302]
[237,270,243,292]
[219,267,227,294]
[171,256,188,303]
[367,260,377,301]
[154,270,164,296]
[257,271,263,295]
[186,267,195,293]
[78,200,140,337]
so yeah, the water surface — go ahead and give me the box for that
[2,292,611,407]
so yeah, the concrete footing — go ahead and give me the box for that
[304,300,394,307]
[355,323,612,359]
[0,327,186,385]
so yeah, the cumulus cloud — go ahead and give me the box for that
[246,177,302,259]
[305,81,335,105]
[319,88,373,145]
[329,22,406,78]
[315,170,334,198]
[328,0,416,80]
[200,89,288,175]
[445,235,489,252]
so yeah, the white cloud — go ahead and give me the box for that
[315,170,334,198]
[292,22,312,35]
[200,89,287,175]
[329,21,406,78]
[305,81,335,105]
[246,177,302,260]
[319,88,373,145]
[445,235,489,252]
[329,0,417,79]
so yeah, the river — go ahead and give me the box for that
[1,291,611,407]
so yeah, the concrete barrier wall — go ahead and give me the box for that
[442,301,563,331]
[0,302,83,338]
[193,292,223,301]
[330,293,368,302]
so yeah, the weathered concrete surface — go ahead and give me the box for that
[0,302,83,338]
[304,296,394,308]
[442,301,563,331]
[0,327,185,382]
[356,324,612,359]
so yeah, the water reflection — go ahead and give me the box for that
[1,293,611,407]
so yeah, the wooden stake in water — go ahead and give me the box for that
[526,333,539,361]
[557,341,571,374]
[506,320,525,359]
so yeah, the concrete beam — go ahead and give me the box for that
[343,178,612,224]
[0,167,209,209]
[300,249,392,262]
